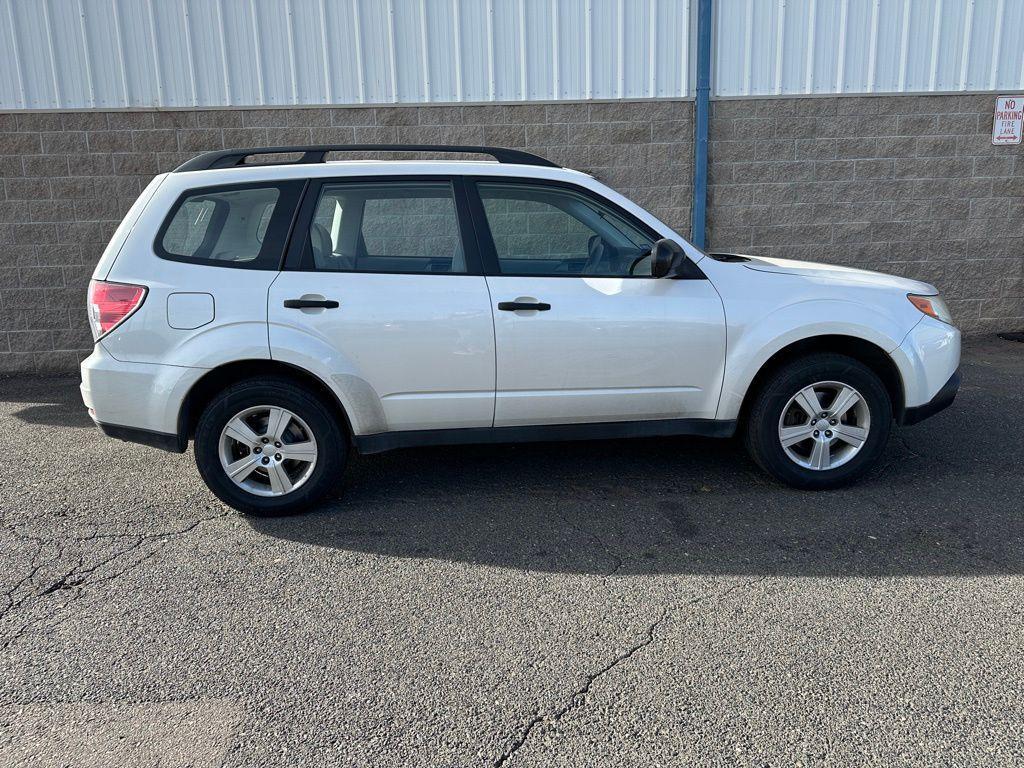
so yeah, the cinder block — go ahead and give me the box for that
[417,106,465,126]
[544,103,587,124]
[195,111,242,129]
[483,124,526,147]
[85,130,131,153]
[106,112,156,130]
[132,129,179,152]
[526,123,569,145]
[16,113,62,132]
[2,132,43,154]
[151,111,198,129]
[328,107,376,127]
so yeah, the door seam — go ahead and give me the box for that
[482,275,499,428]
[266,270,282,360]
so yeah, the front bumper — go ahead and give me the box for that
[891,315,961,421]
[900,369,960,426]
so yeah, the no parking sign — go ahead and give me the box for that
[992,96,1023,145]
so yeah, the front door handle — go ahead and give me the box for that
[498,301,551,312]
[284,298,339,309]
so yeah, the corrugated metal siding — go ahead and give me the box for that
[715,0,1024,97]
[0,0,693,109]
[3,0,1021,110]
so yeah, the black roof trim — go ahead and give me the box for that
[173,145,559,172]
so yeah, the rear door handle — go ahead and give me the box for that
[498,301,551,312]
[284,298,339,309]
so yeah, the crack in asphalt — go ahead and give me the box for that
[893,432,921,459]
[493,576,768,766]
[0,529,63,624]
[493,608,668,768]
[564,521,624,579]
[0,511,230,652]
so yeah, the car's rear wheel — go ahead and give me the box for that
[194,377,347,515]
[744,354,891,489]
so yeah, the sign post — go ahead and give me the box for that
[992,96,1023,145]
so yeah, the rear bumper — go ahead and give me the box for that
[900,369,960,426]
[81,343,203,449]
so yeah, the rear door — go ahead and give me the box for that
[467,178,726,427]
[268,177,496,432]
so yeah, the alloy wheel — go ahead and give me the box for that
[777,381,871,471]
[218,405,318,497]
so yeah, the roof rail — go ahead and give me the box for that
[173,144,559,172]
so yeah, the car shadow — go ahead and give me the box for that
[248,413,1022,577]
[250,341,1020,577]
[1,376,95,429]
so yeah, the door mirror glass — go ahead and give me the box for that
[651,238,684,278]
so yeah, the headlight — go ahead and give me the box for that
[907,294,953,325]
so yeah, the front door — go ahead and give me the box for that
[268,178,495,432]
[469,179,726,428]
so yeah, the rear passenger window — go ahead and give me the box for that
[157,182,302,269]
[299,181,466,274]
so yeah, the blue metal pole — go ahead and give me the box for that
[691,0,712,250]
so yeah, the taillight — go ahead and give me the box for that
[88,280,147,340]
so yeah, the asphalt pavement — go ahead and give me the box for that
[1,336,1022,767]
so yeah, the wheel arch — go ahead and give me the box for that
[735,335,906,429]
[177,359,356,446]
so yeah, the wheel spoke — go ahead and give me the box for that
[832,423,867,448]
[278,441,316,462]
[265,462,293,495]
[225,454,260,481]
[780,425,816,447]
[795,387,824,419]
[809,439,831,470]
[829,387,860,419]
[224,417,260,446]
[265,407,291,441]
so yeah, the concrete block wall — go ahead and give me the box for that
[1,93,1021,374]
[707,93,1024,333]
[0,101,692,373]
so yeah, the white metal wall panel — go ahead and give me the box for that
[4,0,1020,110]
[0,0,693,109]
[715,0,1024,97]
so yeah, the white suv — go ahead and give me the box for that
[81,145,961,515]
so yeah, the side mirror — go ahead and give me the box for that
[651,238,685,278]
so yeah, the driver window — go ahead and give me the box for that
[477,182,655,277]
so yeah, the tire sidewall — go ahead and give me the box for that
[194,379,346,515]
[747,355,892,489]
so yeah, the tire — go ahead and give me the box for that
[744,353,892,490]
[194,376,347,515]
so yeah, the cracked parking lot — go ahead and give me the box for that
[2,337,1022,766]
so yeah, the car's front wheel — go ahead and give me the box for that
[744,353,892,489]
[194,377,347,515]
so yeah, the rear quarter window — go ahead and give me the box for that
[155,181,303,270]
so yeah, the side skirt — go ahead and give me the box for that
[354,418,737,455]
[96,421,188,453]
